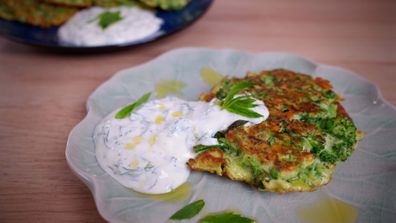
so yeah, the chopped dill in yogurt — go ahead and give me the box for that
[94,95,269,194]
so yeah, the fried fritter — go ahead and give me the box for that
[0,0,189,27]
[188,69,362,192]
[139,0,188,10]
[93,0,138,7]
[40,0,92,7]
[0,0,77,27]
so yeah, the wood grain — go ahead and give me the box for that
[0,0,395,222]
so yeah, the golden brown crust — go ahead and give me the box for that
[187,149,225,176]
[0,0,77,27]
[189,69,361,192]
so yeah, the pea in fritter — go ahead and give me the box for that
[188,69,362,193]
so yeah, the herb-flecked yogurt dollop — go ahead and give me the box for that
[58,6,162,46]
[94,96,269,194]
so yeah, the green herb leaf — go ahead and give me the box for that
[193,144,228,153]
[91,11,123,29]
[218,81,263,118]
[199,212,256,223]
[223,96,257,109]
[169,199,205,220]
[226,103,263,118]
[224,81,256,103]
[223,96,262,118]
[115,92,151,119]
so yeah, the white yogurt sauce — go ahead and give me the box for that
[94,96,269,194]
[58,6,162,46]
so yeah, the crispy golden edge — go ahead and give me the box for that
[190,69,361,192]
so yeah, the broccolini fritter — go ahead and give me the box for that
[188,69,362,192]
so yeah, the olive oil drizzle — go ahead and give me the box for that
[200,67,225,87]
[155,80,186,98]
[135,182,192,203]
[298,196,358,223]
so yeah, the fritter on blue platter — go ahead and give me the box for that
[0,0,77,27]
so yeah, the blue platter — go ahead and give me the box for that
[0,0,213,51]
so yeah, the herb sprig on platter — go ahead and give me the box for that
[216,81,263,118]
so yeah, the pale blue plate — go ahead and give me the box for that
[66,48,396,222]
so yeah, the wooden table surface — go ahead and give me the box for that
[0,0,395,222]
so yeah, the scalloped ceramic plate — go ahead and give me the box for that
[66,48,396,222]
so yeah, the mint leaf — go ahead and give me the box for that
[223,95,256,109]
[223,95,263,118]
[224,81,256,103]
[193,144,228,153]
[170,199,205,220]
[91,11,123,29]
[218,81,263,118]
[199,212,255,223]
[226,105,263,118]
[115,92,151,119]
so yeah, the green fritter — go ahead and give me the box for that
[188,69,363,193]
[40,0,92,7]
[93,0,138,7]
[0,0,77,27]
[0,0,188,28]
[139,0,188,10]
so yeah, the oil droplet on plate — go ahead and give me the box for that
[200,67,225,87]
[135,182,192,203]
[155,80,186,98]
[298,196,358,223]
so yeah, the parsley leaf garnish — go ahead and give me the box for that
[169,199,205,220]
[90,11,123,29]
[115,92,151,119]
[199,211,256,223]
[217,81,263,118]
